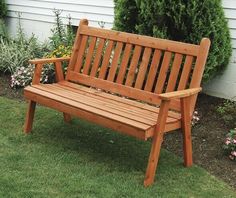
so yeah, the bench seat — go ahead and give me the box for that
[24,81,181,140]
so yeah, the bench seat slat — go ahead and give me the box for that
[58,81,181,120]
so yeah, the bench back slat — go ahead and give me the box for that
[144,49,162,92]
[166,53,183,92]
[135,47,152,89]
[83,36,97,75]
[90,38,105,77]
[125,45,142,87]
[98,40,115,79]
[154,51,172,94]
[116,43,133,84]
[177,55,194,90]
[74,35,88,72]
[107,42,123,82]
[66,20,210,112]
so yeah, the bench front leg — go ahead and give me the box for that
[181,96,193,167]
[144,100,170,187]
[24,100,36,133]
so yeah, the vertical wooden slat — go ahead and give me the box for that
[83,37,97,75]
[98,40,114,79]
[177,55,194,90]
[166,53,183,92]
[107,42,123,82]
[66,19,88,75]
[125,45,142,87]
[74,35,88,72]
[135,47,152,89]
[144,50,162,92]
[154,51,172,93]
[32,64,43,85]
[90,38,105,77]
[54,62,64,82]
[116,44,132,84]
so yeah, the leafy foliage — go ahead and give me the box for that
[0,18,8,40]
[223,129,236,161]
[0,0,7,19]
[216,99,236,128]
[113,0,232,82]
[49,9,75,50]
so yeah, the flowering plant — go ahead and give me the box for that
[10,64,53,88]
[223,128,236,161]
[191,110,200,126]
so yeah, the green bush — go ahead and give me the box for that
[0,0,7,19]
[0,18,8,40]
[113,0,232,82]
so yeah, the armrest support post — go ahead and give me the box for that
[29,57,70,85]
[32,63,43,85]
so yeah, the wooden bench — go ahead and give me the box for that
[24,19,210,187]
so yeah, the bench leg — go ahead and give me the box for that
[144,100,170,187]
[63,113,71,123]
[24,100,36,133]
[181,97,193,167]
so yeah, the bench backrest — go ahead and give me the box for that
[66,19,210,112]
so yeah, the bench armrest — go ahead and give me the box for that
[30,57,70,85]
[29,57,71,64]
[158,88,202,101]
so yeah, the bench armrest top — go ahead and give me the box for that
[29,57,71,64]
[158,88,202,100]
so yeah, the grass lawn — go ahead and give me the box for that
[0,96,235,198]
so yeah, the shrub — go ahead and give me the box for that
[49,9,75,50]
[0,18,9,40]
[113,0,232,82]
[223,129,236,161]
[216,99,236,128]
[0,0,7,19]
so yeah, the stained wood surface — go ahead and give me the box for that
[25,19,211,187]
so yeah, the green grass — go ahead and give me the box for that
[0,96,235,198]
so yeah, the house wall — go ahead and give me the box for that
[5,0,114,41]
[5,0,236,100]
[204,0,236,100]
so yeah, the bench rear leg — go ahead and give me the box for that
[63,113,71,123]
[181,97,193,167]
[24,100,36,133]
[144,100,170,187]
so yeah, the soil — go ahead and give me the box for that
[0,73,235,189]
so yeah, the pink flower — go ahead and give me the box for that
[231,151,236,157]
[225,140,231,145]
[233,139,236,144]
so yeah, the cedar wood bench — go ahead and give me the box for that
[24,19,210,187]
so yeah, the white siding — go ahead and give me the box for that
[5,0,114,40]
[204,0,236,100]
[7,0,114,26]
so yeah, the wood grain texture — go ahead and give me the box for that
[83,36,97,75]
[24,19,211,187]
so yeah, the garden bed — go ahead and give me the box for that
[0,73,235,189]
